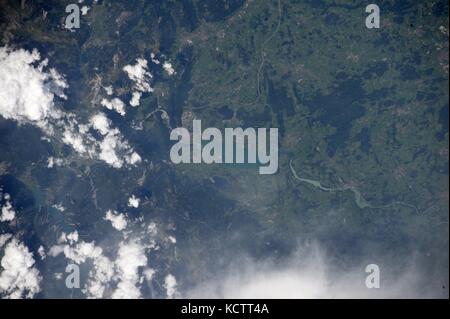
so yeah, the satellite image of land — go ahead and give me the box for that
[0,0,448,299]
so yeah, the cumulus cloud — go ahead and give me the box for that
[123,58,153,92]
[167,236,177,244]
[112,240,147,299]
[104,210,128,231]
[101,97,126,116]
[47,157,65,168]
[0,234,12,248]
[61,120,90,154]
[37,246,46,260]
[90,112,111,135]
[143,268,156,282]
[49,239,115,298]
[49,220,165,298]
[60,111,141,169]
[1,193,15,222]
[150,53,160,65]
[90,112,142,168]
[127,195,140,208]
[0,238,42,299]
[162,62,175,76]
[58,111,141,168]
[50,238,148,299]
[129,92,142,107]
[164,274,178,299]
[0,46,66,127]
[66,231,79,244]
[103,85,114,95]
[86,254,115,298]
[0,47,141,169]
[123,58,153,107]
[56,231,79,245]
[81,5,90,15]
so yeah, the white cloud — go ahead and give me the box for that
[47,157,64,168]
[49,221,162,299]
[103,85,114,95]
[49,240,115,298]
[0,238,42,299]
[85,254,115,298]
[81,5,90,15]
[52,203,65,212]
[101,97,126,116]
[45,209,176,299]
[123,58,153,106]
[66,231,79,244]
[51,239,149,299]
[97,134,125,167]
[123,58,153,93]
[143,268,156,282]
[162,62,175,76]
[1,193,15,222]
[127,195,140,208]
[51,241,101,265]
[0,47,141,169]
[164,274,178,299]
[90,113,142,168]
[54,273,63,280]
[0,46,66,127]
[150,53,160,65]
[37,246,46,260]
[48,68,69,98]
[90,112,111,135]
[112,240,147,299]
[61,125,89,154]
[129,92,142,107]
[0,234,12,248]
[104,210,128,231]
[185,243,442,299]
[126,152,142,166]
[147,222,158,236]
[56,231,79,245]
